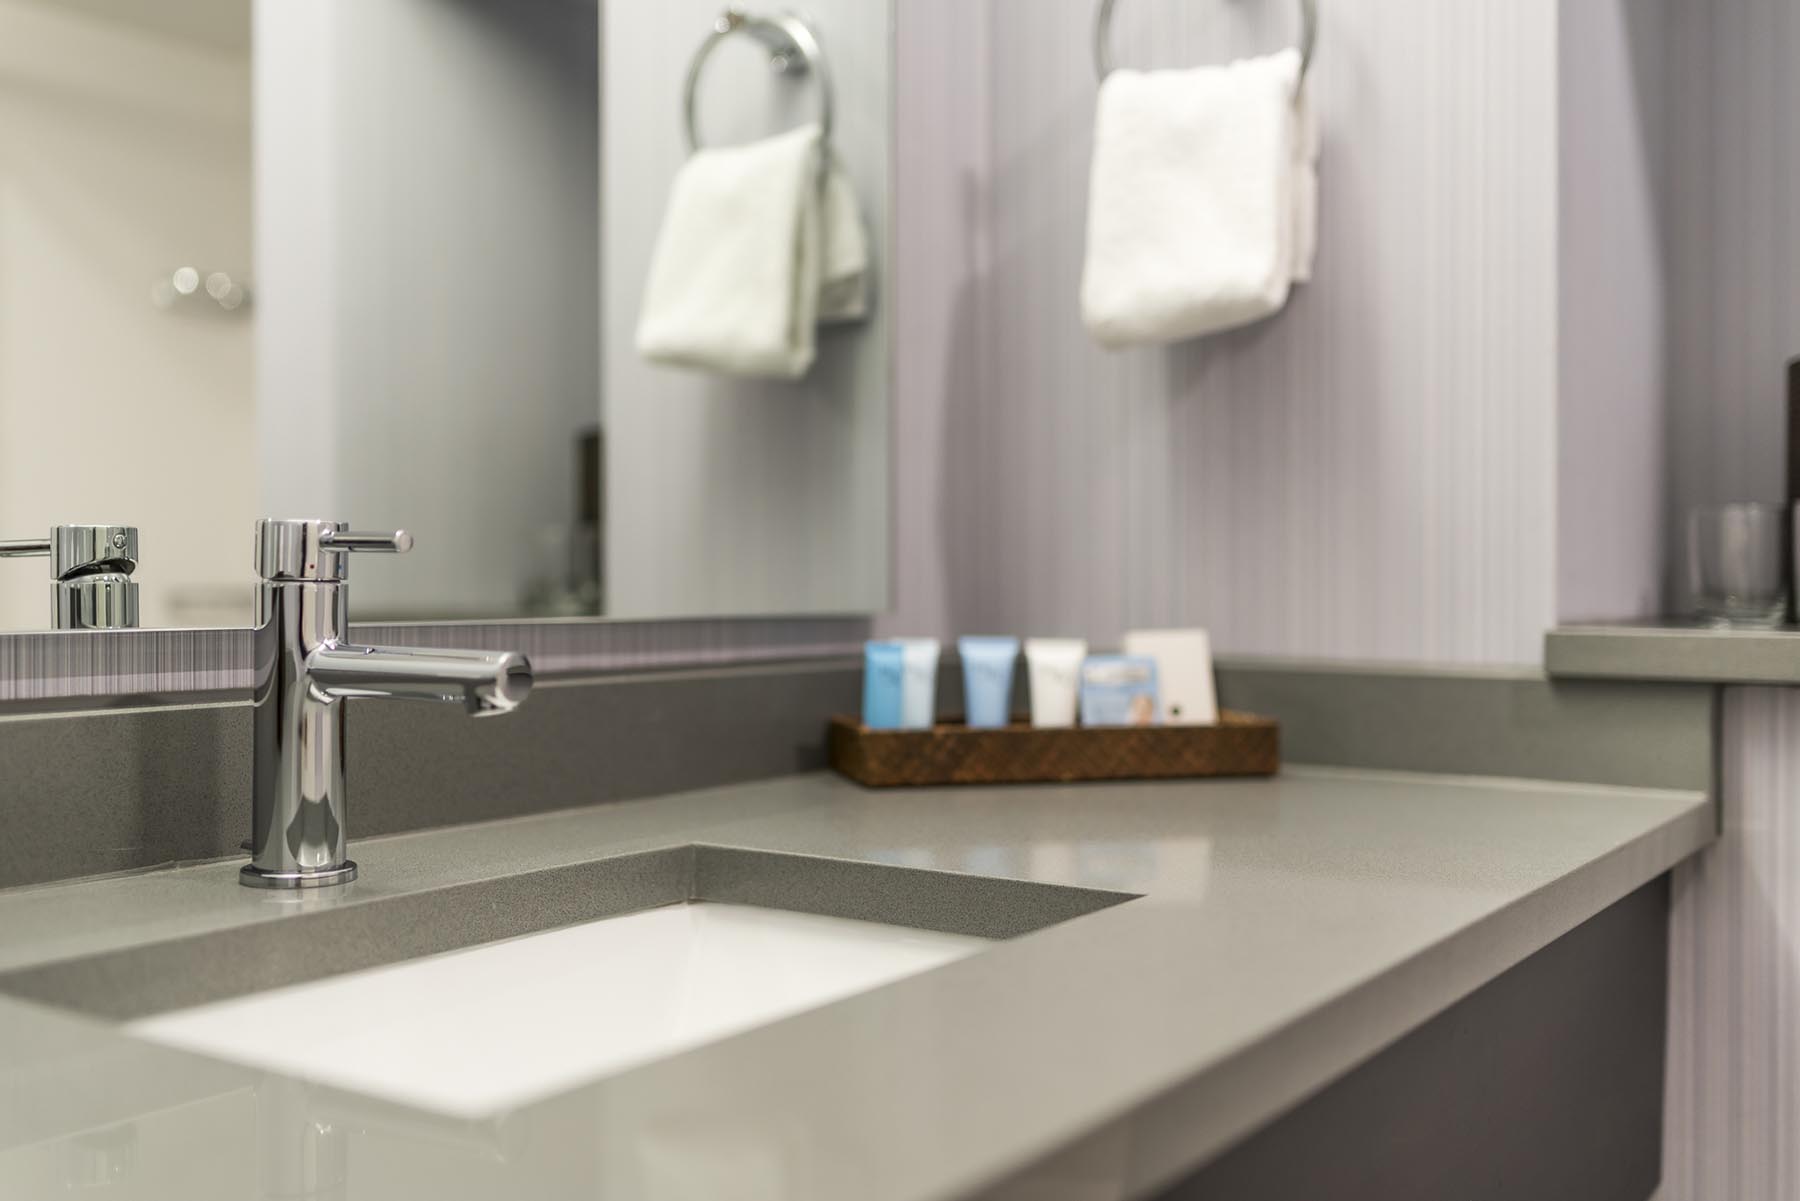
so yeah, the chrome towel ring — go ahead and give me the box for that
[1093,0,1317,88]
[683,8,834,154]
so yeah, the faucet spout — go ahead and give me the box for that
[309,644,533,715]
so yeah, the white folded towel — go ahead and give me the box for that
[637,124,868,379]
[1081,49,1317,348]
[817,166,871,324]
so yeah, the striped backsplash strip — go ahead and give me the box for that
[360,617,870,677]
[0,627,253,703]
[0,616,869,705]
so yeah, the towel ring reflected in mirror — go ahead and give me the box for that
[683,8,835,154]
[1093,0,1317,90]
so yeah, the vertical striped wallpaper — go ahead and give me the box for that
[1555,0,1669,624]
[1661,688,1800,1201]
[885,0,1559,664]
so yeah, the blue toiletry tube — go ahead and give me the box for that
[957,636,1020,728]
[862,641,904,730]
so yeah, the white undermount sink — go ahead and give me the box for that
[128,902,988,1118]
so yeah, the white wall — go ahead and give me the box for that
[884,0,1560,665]
[0,1,254,630]
[600,1,892,619]
[256,0,599,620]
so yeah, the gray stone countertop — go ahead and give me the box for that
[0,765,1713,1200]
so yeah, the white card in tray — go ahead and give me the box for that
[1121,628,1219,726]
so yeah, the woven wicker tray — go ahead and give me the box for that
[828,711,1279,788]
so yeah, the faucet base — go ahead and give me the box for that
[239,861,359,890]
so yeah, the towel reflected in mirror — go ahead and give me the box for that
[637,124,869,380]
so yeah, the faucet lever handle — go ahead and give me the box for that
[1,526,138,575]
[321,529,414,555]
[255,519,409,582]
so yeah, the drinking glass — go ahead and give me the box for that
[1687,502,1788,627]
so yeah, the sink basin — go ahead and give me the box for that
[0,845,1134,1120]
[126,901,985,1117]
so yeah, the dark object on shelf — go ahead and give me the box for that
[828,712,1280,788]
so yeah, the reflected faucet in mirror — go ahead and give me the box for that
[244,519,533,890]
[0,525,141,630]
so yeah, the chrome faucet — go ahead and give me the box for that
[243,519,533,890]
[0,525,140,629]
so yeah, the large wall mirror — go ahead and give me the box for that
[0,0,891,633]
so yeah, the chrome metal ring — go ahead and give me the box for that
[1094,0,1317,89]
[682,8,834,153]
[239,861,359,890]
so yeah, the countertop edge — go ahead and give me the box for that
[977,792,1716,1199]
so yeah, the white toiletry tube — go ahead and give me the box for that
[1024,638,1088,728]
[897,638,941,730]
